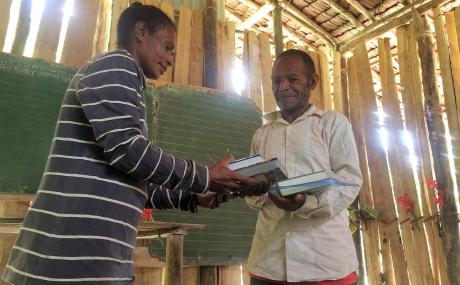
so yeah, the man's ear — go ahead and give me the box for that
[133,21,148,43]
[308,74,319,90]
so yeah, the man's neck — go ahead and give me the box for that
[281,104,311,124]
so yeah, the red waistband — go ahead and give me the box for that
[249,272,357,285]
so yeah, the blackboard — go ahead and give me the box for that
[0,53,263,265]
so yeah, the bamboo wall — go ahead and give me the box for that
[340,7,460,285]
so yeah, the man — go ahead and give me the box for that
[246,49,362,285]
[3,3,265,284]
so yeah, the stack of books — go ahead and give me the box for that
[229,154,359,197]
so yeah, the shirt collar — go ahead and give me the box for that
[263,105,325,125]
[117,48,146,89]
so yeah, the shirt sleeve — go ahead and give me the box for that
[145,184,197,213]
[294,114,362,218]
[245,127,270,210]
[76,54,209,193]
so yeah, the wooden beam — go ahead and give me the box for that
[433,7,460,284]
[108,0,129,51]
[308,51,324,108]
[33,0,65,61]
[319,0,364,28]
[279,0,337,47]
[158,2,174,82]
[412,10,451,285]
[164,232,184,285]
[0,0,13,51]
[333,51,343,112]
[203,0,218,88]
[259,32,276,113]
[173,6,193,84]
[273,4,283,56]
[222,21,236,92]
[237,2,274,31]
[339,0,450,52]
[189,11,204,86]
[355,40,410,285]
[319,51,332,110]
[344,0,375,22]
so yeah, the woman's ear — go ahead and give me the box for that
[308,73,319,90]
[133,21,148,43]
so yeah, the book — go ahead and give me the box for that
[273,170,359,197]
[228,154,288,181]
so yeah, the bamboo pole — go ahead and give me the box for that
[333,51,343,113]
[33,0,64,61]
[413,10,451,285]
[347,55,381,285]
[433,9,460,284]
[381,36,433,285]
[355,41,410,285]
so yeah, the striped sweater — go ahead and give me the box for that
[3,49,209,285]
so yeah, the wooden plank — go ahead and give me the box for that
[243,31,263,110]
[446,11,460,133]
[0,0,12,51]
[307,51,323,108]
[218,265,241,285]
[189,11,204,87]
[241,264,250,285]
[340,57,350,118]
[60,0,101,67]
[222,21,235,92]
[33,0,64,61]
[200,266,217,285]
[333,51,343,113]
[215,20,225,90]
[319,51,332,110]
[11,0,31,56]
[433,8,460,284]
[355,41,410,285]
[173,6,192,84]
[157,2,175,82]
[259,33,276,113]
[92,0,111,57]
[414,11,452,285]
[108,0,129,51]
[273,5,283,56]
[133,246,165,268]
[164,233,184,285]
[133,268,163,285]
[347,55,381,285]
[383,35,433,285]
[203,0,217,88]
[183,266,200,285]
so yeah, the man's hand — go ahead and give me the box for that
[268,191,306,211]
[195,192,219,209]
[208,156,270,195]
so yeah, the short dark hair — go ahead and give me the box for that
[276,49,316,76]
[117,2,176,48]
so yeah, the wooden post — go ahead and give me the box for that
[173,6,192,84]
[307,51,323,108]
[242,31,263,110]
[433,8,460,284]
[347,55,381,285]
[381,36,433,285]
[273,4,283,56]
[108,0,129,51]
[60,0,101,67]
[200,266,217,285]
[92,0,111,57]
[11,0,31,56]
[446,11,460,126]
[413,10,451,284]
[158,2,174,82]
[355,41,410,285]
[218,265,241,285]
[259,33,276,113]
[33,0,65,61]
[189,11,204,87]
[333,51,343,113]
[203,0,218,88]
[164,232,184,285]
[0,0,13,51]
[319,51,332,110]
[183,267,200,285]
[222,21,236,92]
[340,57,350,118]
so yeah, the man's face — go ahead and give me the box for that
[271,55,315,115]
[135,24,176,79]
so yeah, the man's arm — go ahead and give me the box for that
[293,114,362,218]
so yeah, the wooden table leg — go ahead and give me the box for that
[164,231,184,285]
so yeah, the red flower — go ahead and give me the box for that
[397,193,414,213]
[141,209,153,220]
[427,179,438,188]
[432,190,446,206]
